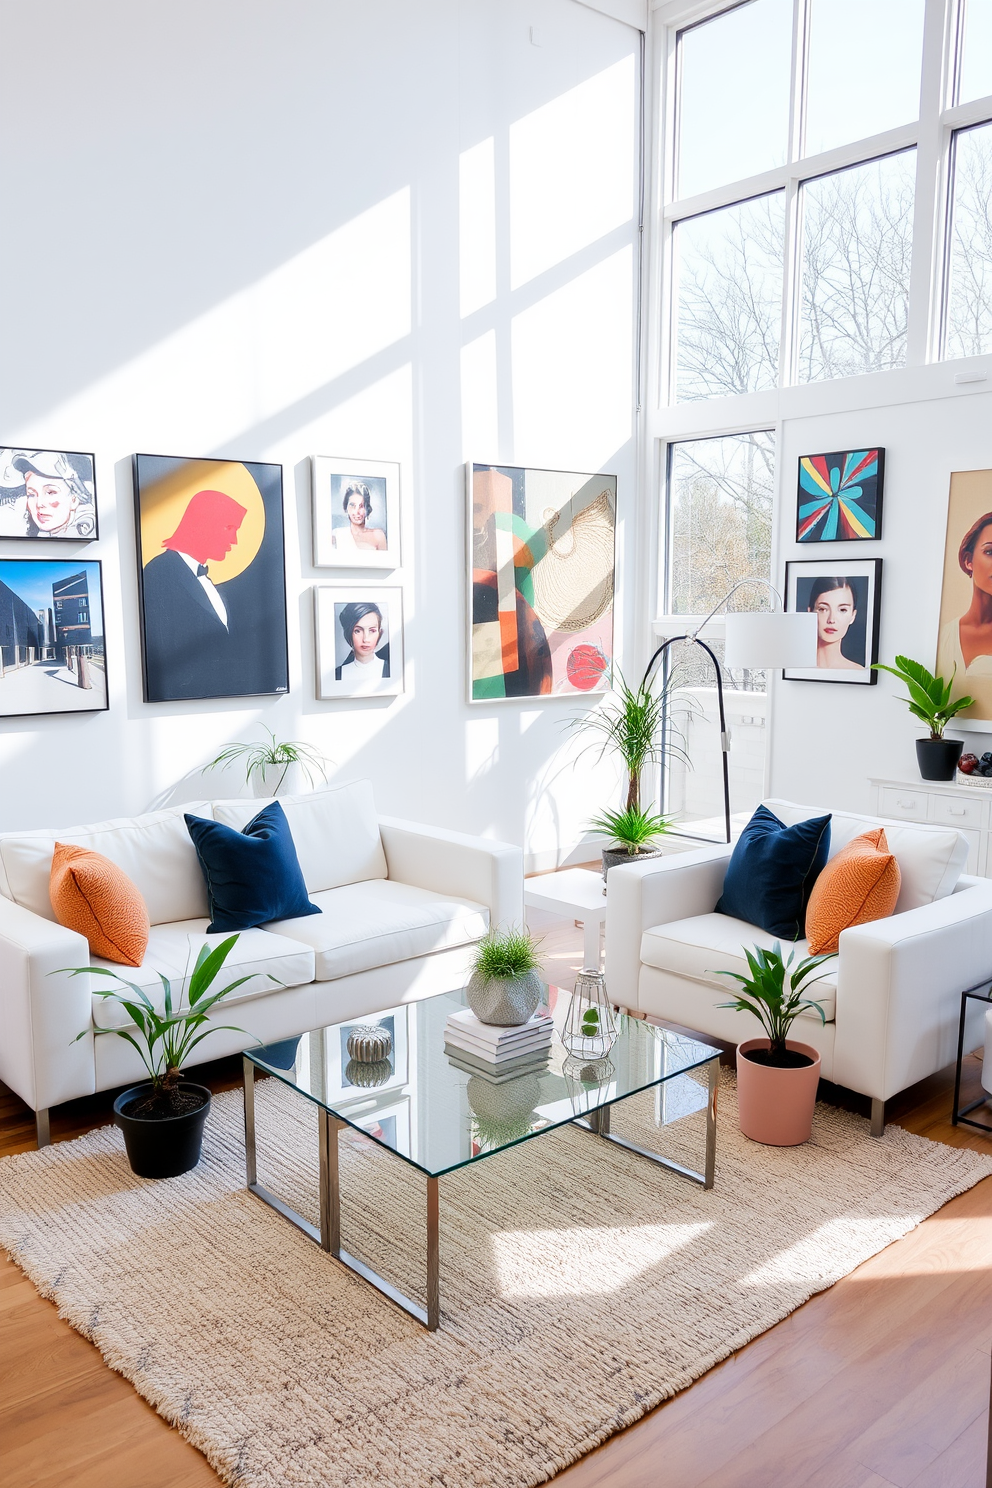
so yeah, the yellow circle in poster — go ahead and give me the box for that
[138,459,265,585]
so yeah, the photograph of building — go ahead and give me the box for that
[0,561,106,715]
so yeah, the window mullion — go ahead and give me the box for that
[907,0,956,364]
[779,177,802,388]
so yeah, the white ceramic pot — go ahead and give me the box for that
[466,969,543,1026]
[251,762,309,798]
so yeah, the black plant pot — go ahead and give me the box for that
[602,845,663,880]
[113,1081,211,1179]
[916,738,963,782]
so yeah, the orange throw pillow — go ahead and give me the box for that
[50,842,150,966]
[805,828,901,956]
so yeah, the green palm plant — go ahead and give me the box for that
[712,942,832,1062]
[872,655,974,740]
[65,936,275,1112]
[570,671,687,813]
[206,727,327,793]
[587,804,672,855]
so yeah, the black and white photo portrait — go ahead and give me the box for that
[312,455,400,568]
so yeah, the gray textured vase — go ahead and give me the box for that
[466,968,543,1026]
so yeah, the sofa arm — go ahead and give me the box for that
[378,817,523,929]
[605,845,733,1011]
[833,879,992,1102]
[0,897,94,1113]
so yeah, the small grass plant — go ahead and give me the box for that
[587,804,671,855]
[472,926,542,981]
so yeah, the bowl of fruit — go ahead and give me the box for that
[957,752,992,785]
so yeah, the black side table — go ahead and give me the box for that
[952,979,992,1133]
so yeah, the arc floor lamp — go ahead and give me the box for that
[640,580,818,843]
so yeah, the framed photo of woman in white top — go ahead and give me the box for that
[311,455,400,568]
[314,585,404,698]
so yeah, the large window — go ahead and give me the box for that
[665,0,992,397]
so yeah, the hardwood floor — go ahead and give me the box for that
[2,910,992,1487]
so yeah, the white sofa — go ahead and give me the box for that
[0,779,522,1145]
[606,797,992,1135]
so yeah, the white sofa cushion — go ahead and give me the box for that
[0,804,215,926]
[91,923,315,1030]
[763,798,968,914]
[267,879,489,981]
[212,779,387,894]
[640,912,838,1023]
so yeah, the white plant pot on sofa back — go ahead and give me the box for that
[0,779,523,1144]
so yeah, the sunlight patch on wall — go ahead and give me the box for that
[466,716,500,782]
[493,1221,712,1296]
[511,247,633,470]
[509,55,636,289]
[461,330,499,461]
[35,190,412,452]
[460,137,498,317]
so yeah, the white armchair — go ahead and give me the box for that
[605,798,992,1135]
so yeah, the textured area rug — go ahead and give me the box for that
[1,1074,990,1488]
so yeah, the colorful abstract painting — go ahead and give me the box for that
[467,463,616,701]
[796,448,884,543]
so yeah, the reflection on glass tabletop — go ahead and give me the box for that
[247,984,720,1178]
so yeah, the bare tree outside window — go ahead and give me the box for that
[674,193,785,401]
[798,151,916,383]
[668,432,774,693]
[946,122,992,360]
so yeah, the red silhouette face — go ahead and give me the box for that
[162,489,247,565]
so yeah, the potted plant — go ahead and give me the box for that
[588,804,672,878]
[67,936,273,1179]
[206,726,328,797]
[570,671,683,877]
[713,942,831,1146]
[872,655,974,781]
[466,926,544,1026]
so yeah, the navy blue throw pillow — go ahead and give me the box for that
[185,801,320,934]
[716,804,831,941]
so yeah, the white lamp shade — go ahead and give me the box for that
[724,610,817,669]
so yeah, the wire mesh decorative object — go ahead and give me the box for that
[562,970,618,1060]
[562,1053,616,1117]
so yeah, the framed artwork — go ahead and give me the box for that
[311,455,400,568]
[0,447,98,540]
[314,585,404,698]
[936,469,992,725]
[783,559,882,684]
[133,454,289,703]
[797,448,884,542]
[0,559,107,716]
[325,1010,410,1101]
[467,462,616,701]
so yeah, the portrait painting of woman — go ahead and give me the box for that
[312,455,400,568]
[936,472,992,722]
[0,448,98,540]
[314,586,404,698]
[783,559,881,684]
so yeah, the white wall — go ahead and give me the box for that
[768,380,992,811]
[0,0,642,867]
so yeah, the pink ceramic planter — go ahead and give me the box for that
[736,1038,821,1146]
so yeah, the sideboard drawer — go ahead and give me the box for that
[879,786,930,820]
[928,793,987,831]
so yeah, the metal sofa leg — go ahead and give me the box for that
[35,1108,50,1148]
[870,1098,885,1138]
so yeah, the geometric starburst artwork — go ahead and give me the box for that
[797,448,884,542]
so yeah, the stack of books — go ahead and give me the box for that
[444,1006,554,1083]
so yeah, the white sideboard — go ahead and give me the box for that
[868,776,990,876]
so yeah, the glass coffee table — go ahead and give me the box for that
[242,985,720,1331]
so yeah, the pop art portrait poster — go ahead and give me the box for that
[467,463,616,701]
[0,447,97,540]
[133,454,289,703]
[936,469,992,724]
